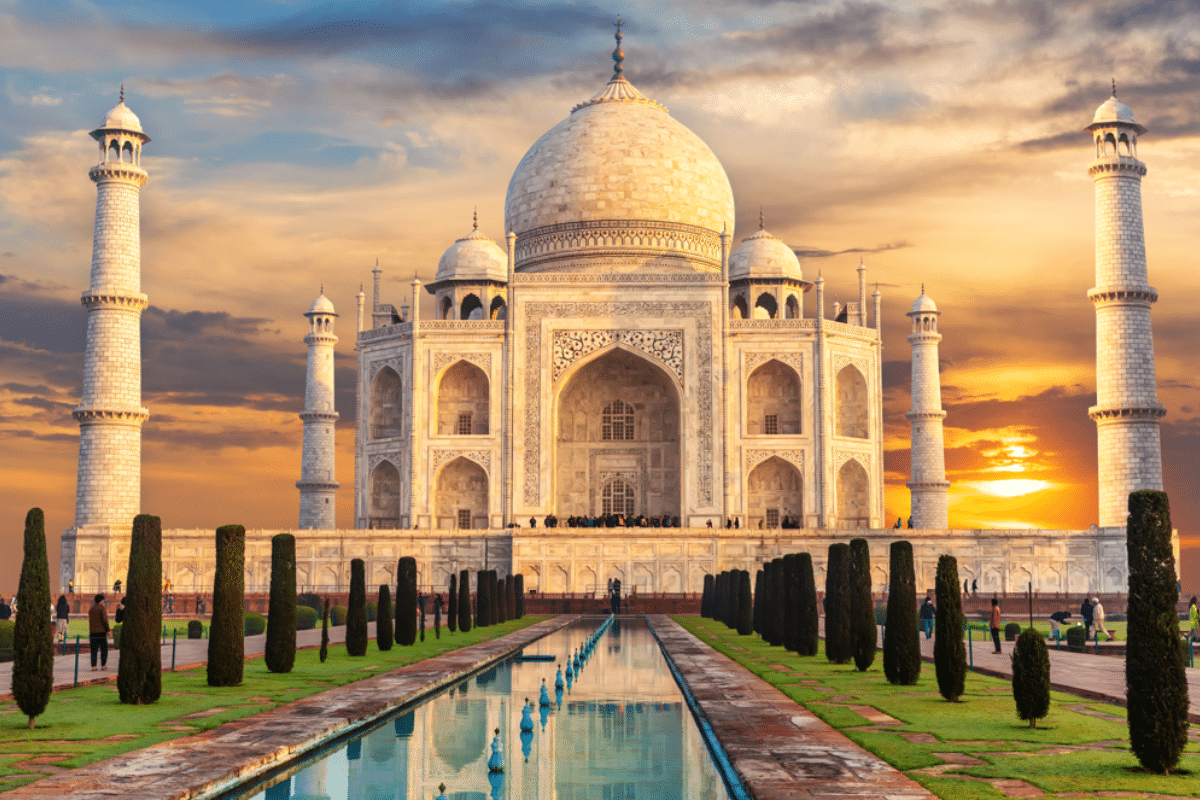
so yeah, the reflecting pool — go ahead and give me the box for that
[235,618,731,799]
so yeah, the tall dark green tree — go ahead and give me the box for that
[490,571,500,626]
[264,533,296,673]
[207,525,245,687]
[346,558,368,656]
[448,574,458,633]
[476,570,490,628]
[771,558,787,648]
[782,554,799,652]
[762,563,780,645]
[497,576,508,624]
[736,570,753,635]
[117,514,162,703]
[1126,490,1188,773]
[796,553,819,656]
[377,585,393,651]
[458,570,471,633]
[12,508,53,728]
[1011,627,1050,728]
[713,572,725,626]
[701,574,714,618]
[396,557,417,646]
[933,554,966,701]
[752,569,764,634]
[506,575,517,621]
[883,540,920,685]
[848,538,876,672]
[514,574,525,618]
[824,543,852,664]
[319,597,330,663]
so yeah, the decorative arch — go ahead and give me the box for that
[601,477,636,516]
[439,296,452,320]
[490,296,506,320]
[437,360,489,435]
[108,140,120,162]
[435,456,488,529]
[747,359,801,435]
[785,294,800,319]
[731,295,748,319]
[746,456,802,529]
[460,293,483,320]
[835,365,869,438]
[754,292,777,319]
[370,367,403,439]
[836,458,869,527]
[122,141,134,163]
[369,460,401,528]
[520,565,540,592]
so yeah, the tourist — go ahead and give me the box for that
[1189,596,1199,642]
[1092,597,1114,641]
[971,579,978,596]
[88,594,110,671]
[1080,596,1095,639]
[919,597,935,638]
[1048,610,1072,640]
[0,597,9,620]
[114,596,126,624]
[893,517,902,529]
[112,579,121,593]
[989,598,1002,654]
[55,594,70,639]
[964,579,969,595]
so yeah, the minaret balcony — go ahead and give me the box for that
[300,410,339,423]
[1087,404,1166,422]
[81,291,149,310]
[1087,157,1146,177]
[1086,287,1157,305]
[88,163,148,185]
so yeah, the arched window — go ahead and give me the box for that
[439,297,452,320]
[601,399,634,441]
[836,365,869,438]
[370,367,403,439]
[438,361,489,435]
[369,461,401,528]
[460,294,483,320]
[108,140,120,162]
[601,479,636,516]
[754,292,777,319]
[747,360,801,435]
[731,295,748,319]
[837,458,869,527]
[784,295,800,319]
[122,141,134,163]
[490,296,506,319]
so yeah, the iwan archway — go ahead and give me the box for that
[554,347,682,519]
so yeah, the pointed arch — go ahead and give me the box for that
[785,294,800,319]
[754,292,777,319]
[836,458,869,527]
[835,365,869,438]
[747,359,801,435]
[370,367,403,439]
[460,293,483,320]
[437,361,489,435]
[489,296,506,320]
[746,456,802,529]
[369,460,401,528]
[438,296,452,320]
[435,456,488,529]
[731,295,748,319]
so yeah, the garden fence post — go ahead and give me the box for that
[1094,629,1099,655]
[966,622,973,670]
[171,629,177,672]
[73,635,80,687]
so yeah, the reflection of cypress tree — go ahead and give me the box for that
[795,553,819,656]
[701,574,714,618]
[208,525,245,687]
[476,570,490,628]
[782,554,799,652]
[883,541,920,685]
[1126,490,1188,773]
[118,514,162,703]
[346,558,368,656]
[395,557,417,646]
[514,574,525,618]
[448,574,458,633]
[376,585,393,651]
[849,538,876,672]
[934,554,966,701]
[824,544,851,664]
[265,534,296,673]
[752,570,764,634]
[736,570,753,635]
[458,570,471,633]
[13,509,52,728]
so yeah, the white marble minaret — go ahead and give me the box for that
[74,89,150,530]
[1085,88,1165,527]
[297,290,339,528]
[907,288,949,528]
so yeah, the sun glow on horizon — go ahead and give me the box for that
[961,479,1055,498]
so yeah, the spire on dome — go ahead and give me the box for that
[120,84,125,103]
[1112,77,1117,97]
[613,16,624,77]
[759,207,765,230]
[473,207,478,230]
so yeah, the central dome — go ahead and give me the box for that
[504,74,735,272]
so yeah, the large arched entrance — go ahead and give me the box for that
[555,347,681,518]
[435,456,488,529]
[746,456,803,529]
[837,458,869,528]
[369,460,400,528]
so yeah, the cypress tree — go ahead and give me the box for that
[514,574,525,618]
[782,554,800,652]
[752,569,764,634]
[761,564,777,644]
[117,514,163,703]
[497,576,508,624]
[796,552,819,656]
[849,538,876,672]
[934,554,966,701]
[727,570,740,630]
[434,595,441,638]
[319,597,329,662]
[458,570,471,633]
[1126,490,1188,773]
[1011,627,1050,728]
[736,570,753,635]
[396,557,417,646]
[770,558,787,646]
[377,585,393,651]
[264,534,296,673]
[448,574,458,633]
[701,574,714,618]
[825,543,852,664]
[12,509,53,728]
[883,540,921,685]
[207,525,245,687]
[490,571,500,626]
[713,572,725,625]
[346,558,368,656]
[476,570,489,627]
[506,575,517,621]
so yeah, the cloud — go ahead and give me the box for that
[792,241,912,259]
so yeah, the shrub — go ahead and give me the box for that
[265,533,296,674]
[330,606,348,626]
[346,558,368,657]
[507,576,517,622]
[187,620,203,639]
[933,554,966,701]
[736,570,753,635]
[396,557,417,645]
[752,570,764,635]
[118,514,163,705]
[714,572,726,627]
[296,605,317,631]
[824,544,851,664]
[1065,626,1087,652]
[0,619,14,662]
[207,524,245,687]
[476,570,491,628]
[112,622,123,650]
[297,593,321,613]
[457,570,471,633]
[782,554,799,652]
[497,577,508,624]
[377,586,393,651]
[1005,622,1022,641]
[319,597,329,663]
[514,574,525,619]
[796,553,819,657]
[1011,627,1050,728]
[448,574,458,633]
[1126,490,1188,774]
[849,538,876,672]
[244,612,266,636]
[490,571,500,626]
[13,508,53,728]
[883,541,920,686]
[763,564,780,645]
[701,574,714,618]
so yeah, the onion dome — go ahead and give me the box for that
[728,224,803,282]
[435,214,507,283]
[98,86,144,133]
[308,290,336,316]
[909,288,938,315]
[1086,82,1146,134]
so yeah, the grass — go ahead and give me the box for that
[676,616,1200,799]
[0,617,545,791]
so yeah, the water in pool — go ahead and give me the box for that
[237,618,731,799]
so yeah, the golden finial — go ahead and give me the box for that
[320,283,324,295]
[473,207,478,230]
[119,84,125,103]
[759,207,765,230]
[612,16,625,77]
[1111,78,1117,97]
[921,282,925,295]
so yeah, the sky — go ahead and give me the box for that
[1,0,1198,594]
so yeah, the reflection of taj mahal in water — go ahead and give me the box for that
[60,37,1177,597]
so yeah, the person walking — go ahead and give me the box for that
[989,597,1002,654]
[55,594,70,640]
[1049,610,1072,640]
[88,594,110,671]
[1092,597,1115,641]
[919,596,936,638]
[1080,596,1095,639]
[1189,596,1199,642]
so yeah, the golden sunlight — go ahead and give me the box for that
[963,479,1055,498]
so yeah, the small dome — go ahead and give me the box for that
[728,229,803,282]
[308,293,336,315]
[101,100,143,133]
[1092,95,1137,127]
[910,292,938,314]
[436,224,507,283]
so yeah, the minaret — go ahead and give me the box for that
[1085,87,1165,527]
[74,88,151,530]
[906,287,949,528]
[298,289,339,529]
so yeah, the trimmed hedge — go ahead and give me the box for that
[796,553,819,657]
[296,605,317,631]
[701,574,714,618]
[497,576,508,625]
[934,554,966,702]
[506,576,517,622]
[207,524,245,687]
[244,612,266,636]
[883,540,920,685]
[824,544,851,664]
[448,574,458,633]
[514,574,525,619]
[457,570,471,633]
[1065,626,1087,652]
[396,557,417,646]
[330,606,348,626]
[297,593,321,613]
[751,570,764,634]
[1012,627,1050,728]
[736,570,753,635]
[13,508,53,727]
[476,570,491,628]
[118,513,163,705]
[1005,622,1021,641]
[346,558,368,657]
[781,554,799,652]
[0,619,15,661]
[112,623,123,651]
[849,538,876,672]
[377,585,393,651]
[187,620,203,639]
[319,597,329,663]
[265,533,296,674]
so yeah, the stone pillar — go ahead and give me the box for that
[74,93,150,530]
[1085,91,1165,527]
[906,289,949,528]
[298,291,339,528]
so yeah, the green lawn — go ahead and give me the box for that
[1,617,545,791]
[676,616,1199,799]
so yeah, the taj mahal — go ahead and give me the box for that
[59,36,1177,597]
